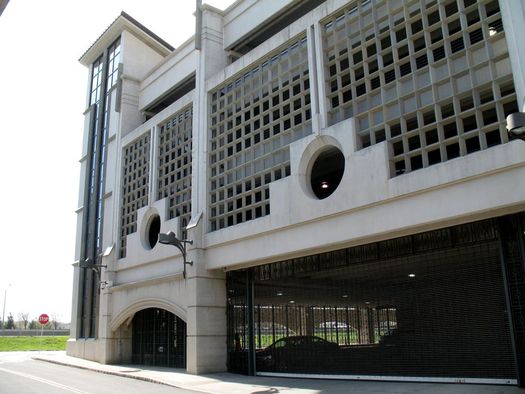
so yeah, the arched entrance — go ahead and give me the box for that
[132,308,186,368]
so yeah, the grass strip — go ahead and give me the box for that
[0,336,68,351]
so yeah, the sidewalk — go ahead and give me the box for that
[33,352,523,394]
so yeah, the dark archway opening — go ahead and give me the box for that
[132,308,186,368]
[148,215,161,249]
[310,147,345,199]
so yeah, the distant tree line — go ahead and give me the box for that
[1,312,66,330]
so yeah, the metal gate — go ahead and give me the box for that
[227,218,518,384]
[132,308,186,368]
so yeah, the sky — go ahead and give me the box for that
[0,0,235,324]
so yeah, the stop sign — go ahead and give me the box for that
[38,314,49,325]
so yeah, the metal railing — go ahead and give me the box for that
[0,329,70,337]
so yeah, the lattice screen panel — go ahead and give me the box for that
[209,36,312,231]
[323,0,518,176]
[119,133,150,258]
[157,106,193,238]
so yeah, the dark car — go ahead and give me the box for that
[256,335,339,372]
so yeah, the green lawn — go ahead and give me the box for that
[0,336,68,351]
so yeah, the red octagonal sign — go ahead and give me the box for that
[38,314,49,325]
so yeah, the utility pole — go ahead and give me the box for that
[1,284,10,329]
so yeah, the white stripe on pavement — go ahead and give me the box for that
[0,366,90,394]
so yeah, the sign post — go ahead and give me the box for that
[38,313,49,351]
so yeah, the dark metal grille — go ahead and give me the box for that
[132,308,186,368]
[252,219,500,282]
[227,218,516,380]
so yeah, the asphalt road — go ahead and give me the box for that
[0,352,197,394]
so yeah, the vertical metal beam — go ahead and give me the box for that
[305,306,314,337]
[257,304,262,350]
[246,270,256,376]
[335,307,339,344]
[345,306,350,345]
[322,306,327,338]
[356,307,362,344]
[498,215,522,386]
[271,305,276,345]
[367,307,375,344]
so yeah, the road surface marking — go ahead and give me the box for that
[0,366,90,394]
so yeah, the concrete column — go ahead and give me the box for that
[185,6,229,373]
[148,126,157,204]
[185,248,227,373]
[501,1,525,110]
[191,4,227,219]
[95,250,117,364]
[307,25,321,135]
[66,263,80,349]
[313,20,328,130]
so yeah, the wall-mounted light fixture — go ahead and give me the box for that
[506,112,525,141]
[158,231,193,278]
[79,257,107,275]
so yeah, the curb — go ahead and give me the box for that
[32,356,213,393]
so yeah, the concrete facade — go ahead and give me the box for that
[69,0,525,382]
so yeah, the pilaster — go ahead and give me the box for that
[192,5,227,223]
[185,222,227,374]
[501,1,525,110]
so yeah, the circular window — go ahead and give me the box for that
[147,215,161,249]
[310,146,345,199]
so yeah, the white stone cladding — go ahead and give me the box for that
[69,0,525,375]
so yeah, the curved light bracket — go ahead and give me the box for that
[79,257,107,275]
[158,231,193,278]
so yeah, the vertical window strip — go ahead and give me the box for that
[80,36,122,338]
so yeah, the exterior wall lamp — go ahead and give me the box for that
[158,232,193,278]
[79,257,107,275]
[506,112,525,140]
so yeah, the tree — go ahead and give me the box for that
[18,313,29,330]
[50,313,60,330]
[5,313,15,329]
[29,320,38,330]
